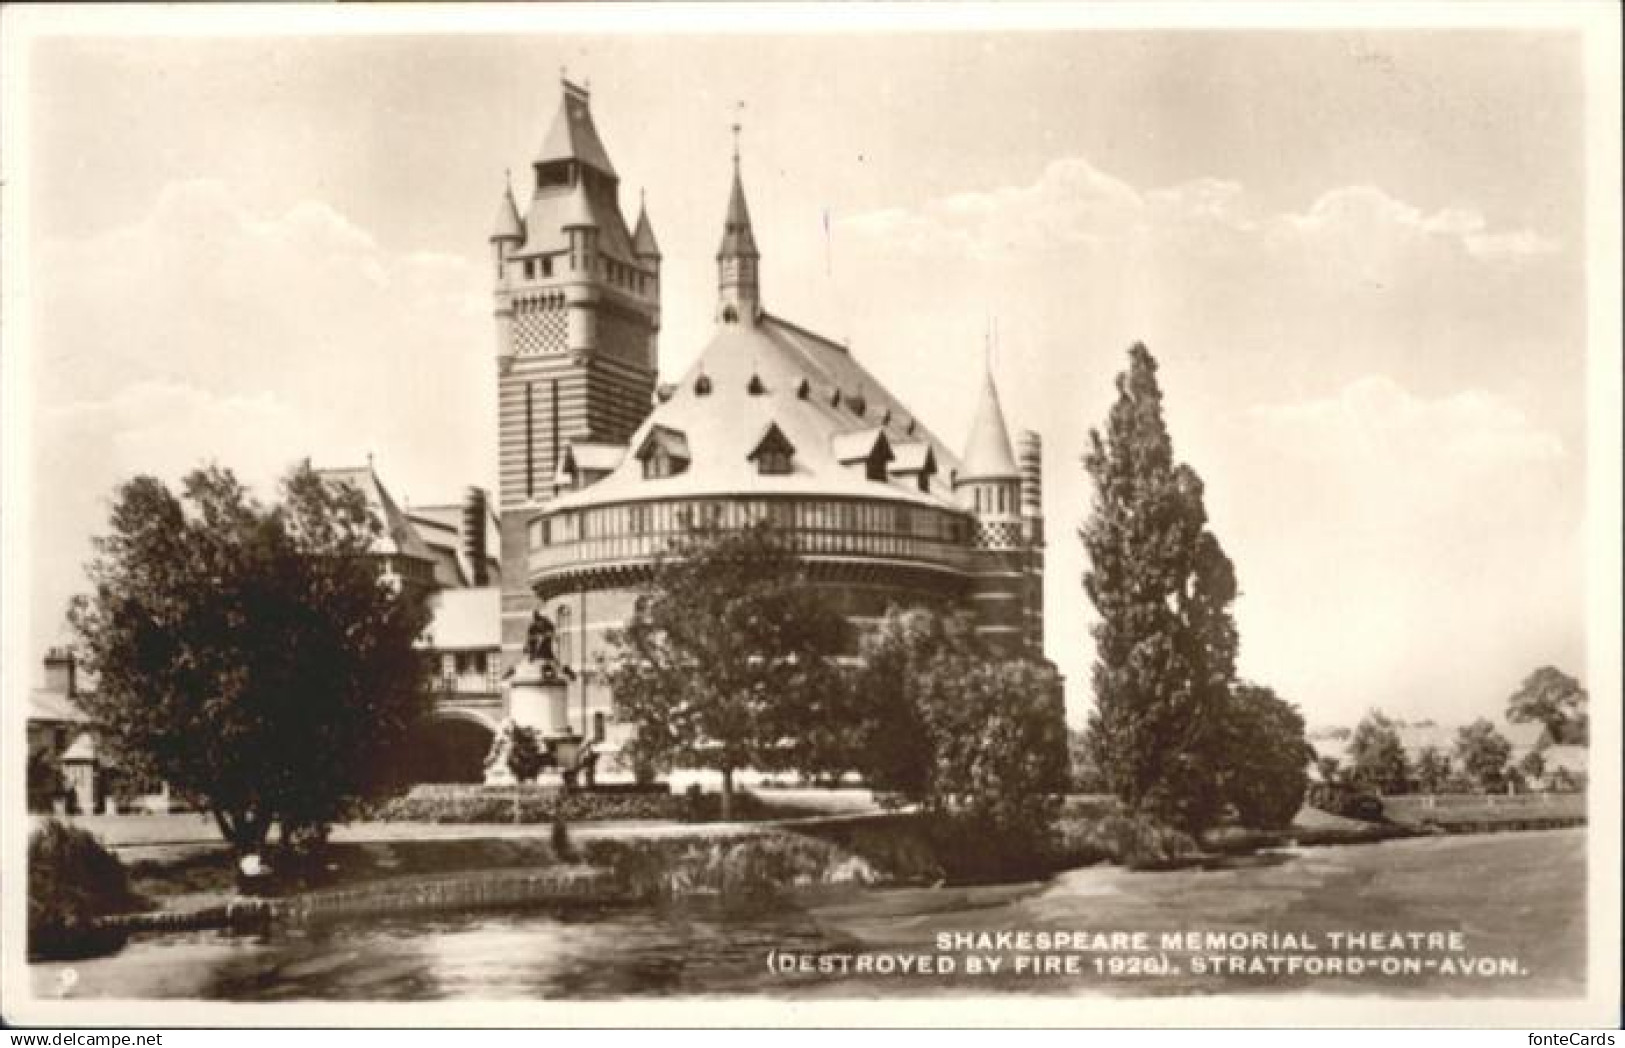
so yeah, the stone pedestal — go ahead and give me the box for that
[498,659,584,785]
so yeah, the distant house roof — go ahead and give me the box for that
[315,465,437,566]
[1542,744,1587,776]
[29,689,89,725]
[423,586,500,651]
[61,731,98,763]
[407,498,501,589]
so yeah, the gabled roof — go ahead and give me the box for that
[545,312,964,513]
[635,424,691,463]
[889,441,938,475]
[534,81,617,178]
[746,421,796,463]
[61,731,98,763]
[831,426,892,467]
[315,466,436,565]
[29,689,89,725]
[960,369,1020,482]
[561,441,628,475]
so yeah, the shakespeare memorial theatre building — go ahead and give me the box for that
[493,81,1047,770]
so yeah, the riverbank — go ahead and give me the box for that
[37,828,1587,1000]
[46,790,1589,947]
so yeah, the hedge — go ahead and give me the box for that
[367,784,790,824]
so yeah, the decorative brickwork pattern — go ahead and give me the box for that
[973,520,1023,550]
[514,296,568,357]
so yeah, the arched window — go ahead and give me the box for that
[722,305,739,323]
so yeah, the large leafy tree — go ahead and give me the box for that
[1455,717,1513,792]
[1414,746,1453,795]
[1216,684,1313,830]
[1348,710,1411,794]
[1081,343,1239,836]
[68,465,432,852]
[1506,666,1588,745]
[605,520,849,818]
[855,607,1069,873]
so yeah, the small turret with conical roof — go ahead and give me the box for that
[633,190,661,261]
[716,112,761,325]
[960,367,1021,484]
[957,331,1030,655]
[491,178,525,244]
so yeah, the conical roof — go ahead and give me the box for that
[490,182,524,241]
[716,162,759,259]
[632,198,661,258]
[535,81,617,177]
[959,369,1020,481]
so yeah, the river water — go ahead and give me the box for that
[33,828,1585,1000]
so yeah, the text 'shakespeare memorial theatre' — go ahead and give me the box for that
[476,81,1047,775]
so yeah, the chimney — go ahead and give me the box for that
[43,648,76,696]
[462,486,490,586]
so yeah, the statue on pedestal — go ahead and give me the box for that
[522,609,576,682]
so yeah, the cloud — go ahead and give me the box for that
[841,161,1557,272]
[27,180,494,648]
[1247,375,1566,468]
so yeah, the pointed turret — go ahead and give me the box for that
[633,193,661,260]
[959,368,1020,482]
[534,79,617,181]
[490,180,524,243]
[717,162,759,260]
[716,126,762,324]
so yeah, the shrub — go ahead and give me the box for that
[29,820,143,959]
[1055,812,1199,870]
[27,749,65,813]
[1306,783,1385,821]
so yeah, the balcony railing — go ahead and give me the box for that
[532,521,973,578]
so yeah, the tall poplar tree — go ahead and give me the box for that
[1081,344,1239,836]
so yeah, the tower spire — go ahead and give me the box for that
[716,100,761,325]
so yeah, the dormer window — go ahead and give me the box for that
[849,393,866,417]
[796,378,811,400]
[695,374,712,396]
[830,389,842,409]
[832,427,893,484]
[748,422,796,477]
[644,447,674,479]
[722,306,739,324]
[747,374,766,396]
[635,425,691,480]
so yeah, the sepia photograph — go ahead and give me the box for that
[1,2,1619,1029]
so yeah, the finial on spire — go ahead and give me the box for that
[731,100,745,166]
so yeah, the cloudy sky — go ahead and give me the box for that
[9,18,1598,729]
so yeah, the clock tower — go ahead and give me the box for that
[490,78,661,665]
